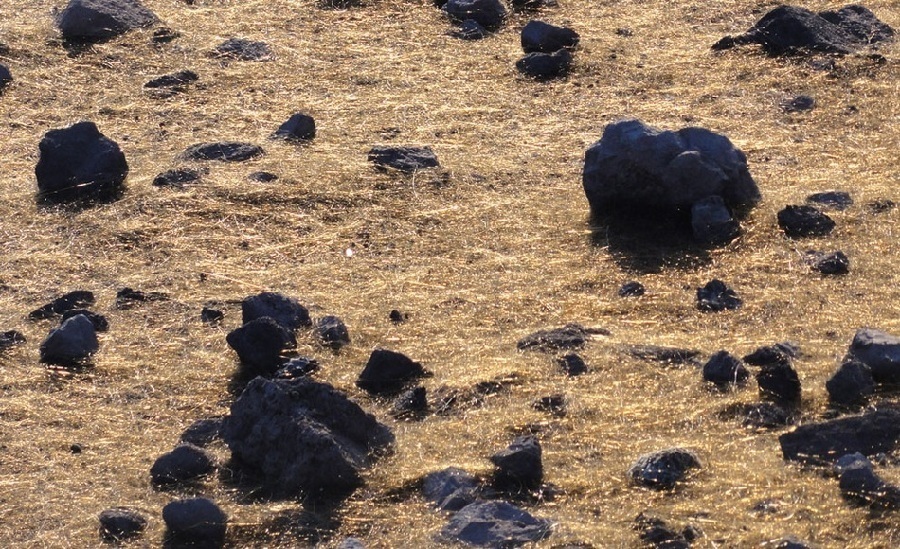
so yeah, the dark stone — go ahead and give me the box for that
[201,307,224,324]
[226,317,296,376]
[315,315,350,349]
[779,409,900,464]
[222,377,394,499]
[248,171,278,183]
[773,536,813,549]
[837,452,900,509]
[557,353,588,376]
[438,501,551,546]
[61,309,108,332]
[0,64,12,92]
[29,290,95,320]
[180,417,224,447]
[70,443,82,453]
[783,95,816,113]
[150,443,215,486]
[712,5,894,56]
[162,497,227,546]
[144,69,197,89]
[452,19,487,41]
[511,0,557,11]
[583,119,760,217]
[634,513,692,549]
[151,27,179,44]
[274,356,320,379]
[368,146,439,173]
[0,330,26,351]
[152,167,202,188]
[778,205,835,237]
[422,467,480,511]
[757,362,802,406]
[57,0,158,44]
[743,342,800,366]
[491,435,543,491]
[806,250,850,275]
[39,314,99,366]
[392,386,428,418]
[532,394,566,416]
[115,287,168,309]
[356,348,429,395]
[626,345,700,366]
[516,49,573,81]
[827,360,875,407]
[618,281,645,297]
[99,507,147,542]
[389,309,408,323]
[182,142,264,162]
[847,328,900,384]
[702,350,749,388]
[690,194,739,245]
[272,113,316,142]
[242,292,311,330]
[696,279,742,312]
[213,38,273,61]
[442,0,507,32]
[517,324,588,352]
[628,448,701,490]
[807,190,852,210]
[35,121,128,204]
[521,21,580,53]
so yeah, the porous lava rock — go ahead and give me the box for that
[357,348,429,395]
[491,435,543,492]
[629,448,701,490]
[98,507,147,542]
[778,205,835,237]
[29,290,95,320]
[516,49,573,80]
[779,409,900,464]
[56,0,158,44]
[272,113,316,142]
[182,142,264,162]
[150,443,215,486]
[557,353,588,376]
[422,467,480,512]
[696,279,742,312]
[162,497,227,546]
[846,328,900,384]
[702,350,749,388]
[517,324,589,352]
[368,146,440,172]
[222,377,394,499]
[442,0,507,32]
[213,38,273,61]
[35,122,128,203]
[806,250,850,275]
[39,314,99,366]
[242,291,311,331]
[521,21,580,53]
[438,501,551,546]
[315,315,350,350]
[690,195,740,245]
[826,360,875,407]
[391,386,428,419]
[226,317,296,376]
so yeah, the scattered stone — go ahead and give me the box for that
[389,309,408,323]
[721,402,794,429]
[61,309,109,332]
[274,356,320,379]
[690,194,740,245]
[152,167,202,188]
[422,467,480,512]
[368,146,440,173]
[491,435,543,492]
[226,317,296,376]
[99,507,147,542]
[618,281,645,297]
[628,448,701,490]
[315,315,350,350]
[56,0,158,44]
[213,38,273,61]
[743,342,800,366]
[807,190,852,210]
[582,119,761,219]
[517,324,589,352]
[201,307,224,324]
[180,417,224,447]
[182,142,264,162]
[616,27,634,37]
[866,199,895,214]
[0,64,12,92]
[357,348,429,395]
[442,0,507,32]
[452,19,487,40]
[696,279,742,312]
[272,113,316,142]
[532,394,566,416]
[521,21,580,53]
[162,497,227,546]
[39,314,99,366]
[248,171,278,183]
[242,291,311,331]
[438,501,551,546]
[222,377,394,499]
[826,360,875,407]
[150,443,215,486]
[837,452,900,508]
[71,443,83,454]
[782,95,816,113]
[779,409,900,464]
[144,69,197,90]
[712,5,894,55]
[115,287,168,309]
[516,49,573,80]
[557,353,588,376]
[806,250,850,275]
[392,386,428,419]
[151,27,179,44]
[634,513,693,549]
[778,205,835,237]
[29,290,95,320]
[626,345,700,366]
[702,350,749,388]
[0,330,26,351]
[35,121,128,204]
[847,328,900,383]
[757,362,802,407]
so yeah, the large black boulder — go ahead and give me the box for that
[56,0,158,44]
[357,349,429,395]
[225,317,296,376]
[628,448,701,490]
[222,377,393,499]
[35,122,128,204]
[442,0,507,32]
[847,328,900,384]
[438,501,551,546]
[521,21,580,53]
[779,409,900,464]
[516,49,573,81]
[39,314,99,366]
[242,291,311,331]
[490,435,543,492]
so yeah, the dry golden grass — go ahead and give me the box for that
[0,0,898,547]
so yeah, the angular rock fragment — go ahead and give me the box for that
[368,146,440,173]
[779,409,900,464]
[777,205,835,237]
[696,279,741,312]
[743,342,800,366]
[756,361,801,407]
[806,250,850,275]
[242,292,310,331]
[491,435,543,492]
[39,314,99,366]
[57,0,158,44]
[315,315,350,350]
[226,317,296,376]
[357,349,429,395]
[182,142,264,162]
[826,360,875,407]
[846,328,900,383]
[438,501,551,546]
[629,448,701,490]
[702,350,749,388]
[162,497,227,546]
[391,386,428,419]
[99,507,147,542]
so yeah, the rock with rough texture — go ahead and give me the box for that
[634,513,696,549]
[357,348,429,395]
[452,19,488,40]
[98,507,147,542]
[847,328,900,384]
[583,119,760,218]
[806,250,850,275]
[242,292,311,331]
[557,353,588,376]
[618,281,645,297]
[35,122,128,203]
[392,386,428,419]
[827,360,875,406]
[807,190,852,210]
[150,443,215,485]
[517,324,590,352]
[627,345,700,366]
[491,435,543,491]
[39,314,99,366]
[783,95,816,113]
[368,146,440,172]
[248,171,278,183]
[691,195,740,245]
[757,362,801,407]
[225,317,296,376]
[779,409,900,464]
[214,38,273,61]
[315,315,350,350]
[115,287,168,309]
[57,0,158,43]
[773,537,813,549]
[516,49,573,80]
[439,501,551,546]
[273,113,316,142]
[222,377,394,499]
[162,497,227,546]
[0,330,26,351]
[697,279,742,312]
[442,0,507,32]
[712,5,894,55]
[422,467,480,511]
[629,448,701,490]
[723,402,794,429]
[702,350,749,388]
[521,21,580,53]
[777,205,835,237]
[182,142,264,162]
[180,417,224,447]
[274,356,320,379]
[144,69,198,90]
[837,452,900,509]
[0,64,12,92]
[152,167,202,188]
[743,342,800,366]
[533,394,567,416]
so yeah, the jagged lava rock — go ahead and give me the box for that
[315,315,350,349]
[439,501,551,546]
[779,409,900,464]
[629,448,701,490]
[702,351,749,388]
[697,279,742,312]
[847,328,900,383]
[39,314,99,366]
[521,21,580,53]
[226,317,296,376]
[273,112,316,142]
[778,205,835,237]
[57,0,158,43]
[357,348,429,395]
[491,435,543,491]
[422,467,480,511]
[242,291,310,330]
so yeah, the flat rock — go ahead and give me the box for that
[99,507,147,542]
[629,448,701,490]
[696,279,742,312]
[368,146,440,173]
[57,0,158,43]
[782,95,816,113]
[144,69,198,90]
[438,501,551,546]
[721,402,794,429]
[779,409,900,464]
[272,113,316,142]
[516,49,573,80]
[242,291,310,330]
[162,497,227,545]
[213,38,273,61]
[150,443,215,486]
[248,171,278,183]
[777,205,835,237]
[357,348,429,395]
[618,281,645,297]
[182,142,264,162]
[517,324,589,352]
[702,350,749,388]
[491,435,543,492]
[442,0,507,32]
[39,314,99,366]
[521,21,580,53]
[847,328,900,383]
[807,190,852,210]
[826,360,875,407]
[115,287,168,309]
[153,167,203,188]
[556,353,588,376]
[315,315,350,350]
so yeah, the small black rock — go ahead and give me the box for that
[806,250,850,275]
[183,142,264,162]
[557,353,588,376]
[368,146,440,173]
[274,356,320,379]
[214,38,272,61]
[518,324,589,352]
[452,19,487,40]
[39,314,99,366]
[153,167,202,188]
[29,290,96,320]
[116,287,168,309]
[778,205,835,237]
[491,435,543,491]
[162,497,227,545]
[807,190,852,210]
[70,443,83,454]
[99,507,147,542]
[357,348,429,395]
[0,330,26,350]
[702,350,749,388]
[315,315,350,350]
[516,49,573,81]
[248,171,278,182]
[0,64,12,92]
[226,317,296,376]
[151,443,215,486]
[180,417,224,447]
[389,309,408,323]
[201,307,224,324]
[756,362,802,406]
[782,95,816,113]
[629,448,701,490]
[532,394,566,416]
[144,69,198,89]
[627,345,700,366]
[272,112,316,142]
[618,281,645,297]
[743,342,800,366]
[392,386,428,418]
[697,279,742,312]
[521,21,580,53]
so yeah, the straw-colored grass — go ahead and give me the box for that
[0,0,898,546]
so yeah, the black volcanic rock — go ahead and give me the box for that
[226,317,296,376]
[777,205,835,237]
[516,49,573,80]
[702,350,749,388]
[153,167,202,188]
[442,0,507,32]
[39,314,99,366]
[779,409,900,464]
[273,113,316,142]
[357,349,429,395]
[827,360,875,407]
[242,292,311,331]
[517,324,589,352]
[439,501,551,546]
[162,498,226,546]
[806,250,850,275]
[846,328,900,384]
[521,21,580,53]
[315,315,350,350]
[629,448,701,490]
[213,38,273,61]
[99,507,147,542]
[756,362,801,407]
[150,443,215,486]
[0,330,26,351]
[183,142,264,162]
[491,435,543,492]
[29,290,95,320]
[807,190,852,210]
[57,0,158,44]
[697,279,742,312]
[368,146,439,173]
[61,309,108,332]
